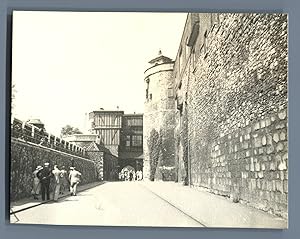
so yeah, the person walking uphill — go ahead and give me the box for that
[52,165,61,202]
[69,167,82,196]
[37,162,52,201]
[31,165,43,200]
[59,166,68,195]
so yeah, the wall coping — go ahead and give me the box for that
[11,137,95,164]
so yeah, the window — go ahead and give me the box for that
[185,37,190,59]
[203,30,208,56]
[179,47,183,74]
[132,135,142,147]
[125,135,130,146]
[168,87,174,98]
[126,118,143,126]
[146,78,150,100]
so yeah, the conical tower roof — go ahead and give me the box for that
[148,49,173,65]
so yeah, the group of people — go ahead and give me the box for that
[119,170,143,181]
[31,162,82,202]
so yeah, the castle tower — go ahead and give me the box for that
[143,50,176,181]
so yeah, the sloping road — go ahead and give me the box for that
[11,181,204,227]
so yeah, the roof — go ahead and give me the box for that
[27,119,44,125]
[90,110,124,114]
[148,50,173,64]
[123,114,143,117]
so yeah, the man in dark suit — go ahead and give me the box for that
[37,162,52,201]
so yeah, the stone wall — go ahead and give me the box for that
[103,152,119,181]
[174,13,288,218]
[87,151,104,181]
[143,63,176,181]
[10,138,97,201]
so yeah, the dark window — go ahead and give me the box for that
[126,118,143,126]
[168,88,174,98]
[204,30,208,56]
[179,46,183,74]
[126,135,130,146]
[132,135,142,147]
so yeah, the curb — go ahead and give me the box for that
[10,181,105,215]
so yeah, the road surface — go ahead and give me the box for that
[11,181,204,227]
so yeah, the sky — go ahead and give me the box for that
[12,11,187,136]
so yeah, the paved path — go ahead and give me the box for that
[140,181,287,229]
[10,182,203,227]
[10,181,287,228]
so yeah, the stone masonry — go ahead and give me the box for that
[143,52,176,181]
[10,138,97,201]
[131,13,290,218]
[174,13,288,218]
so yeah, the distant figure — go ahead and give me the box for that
[59,166,68,194]
[52,165,61,201]
[31,165,43,200]
[124,171,128,181]
[129,172,133,181]
[37,162,52,201]
[120,172,124,181]
[138,170,143,181]
[69,167,82,196]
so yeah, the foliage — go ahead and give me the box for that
[148,129,162,181]
[61,125,82,137]
[11,83,16,115]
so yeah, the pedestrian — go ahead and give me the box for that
[59,166,68,194]
[52,165,61,202]
[139,170,143,181]
[37,162,52,201]
[69,167,82,196]
[31,165,43,200]
[124,171,129,181]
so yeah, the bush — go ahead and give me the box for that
[148,129,162,181]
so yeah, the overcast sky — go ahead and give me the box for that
[12,11,187,135]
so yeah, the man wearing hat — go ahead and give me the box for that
[37,162,52,201]
[69,167,82,196]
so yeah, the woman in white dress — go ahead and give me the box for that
[31,165,43,199]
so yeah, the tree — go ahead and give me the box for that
[60,125,82,137]
[148,129,162,181]
[11,83,17,118]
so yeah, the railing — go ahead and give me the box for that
[11,118,87,158]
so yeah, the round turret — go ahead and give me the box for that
[143,50,176,181]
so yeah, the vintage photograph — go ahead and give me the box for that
[10,11,288,228]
